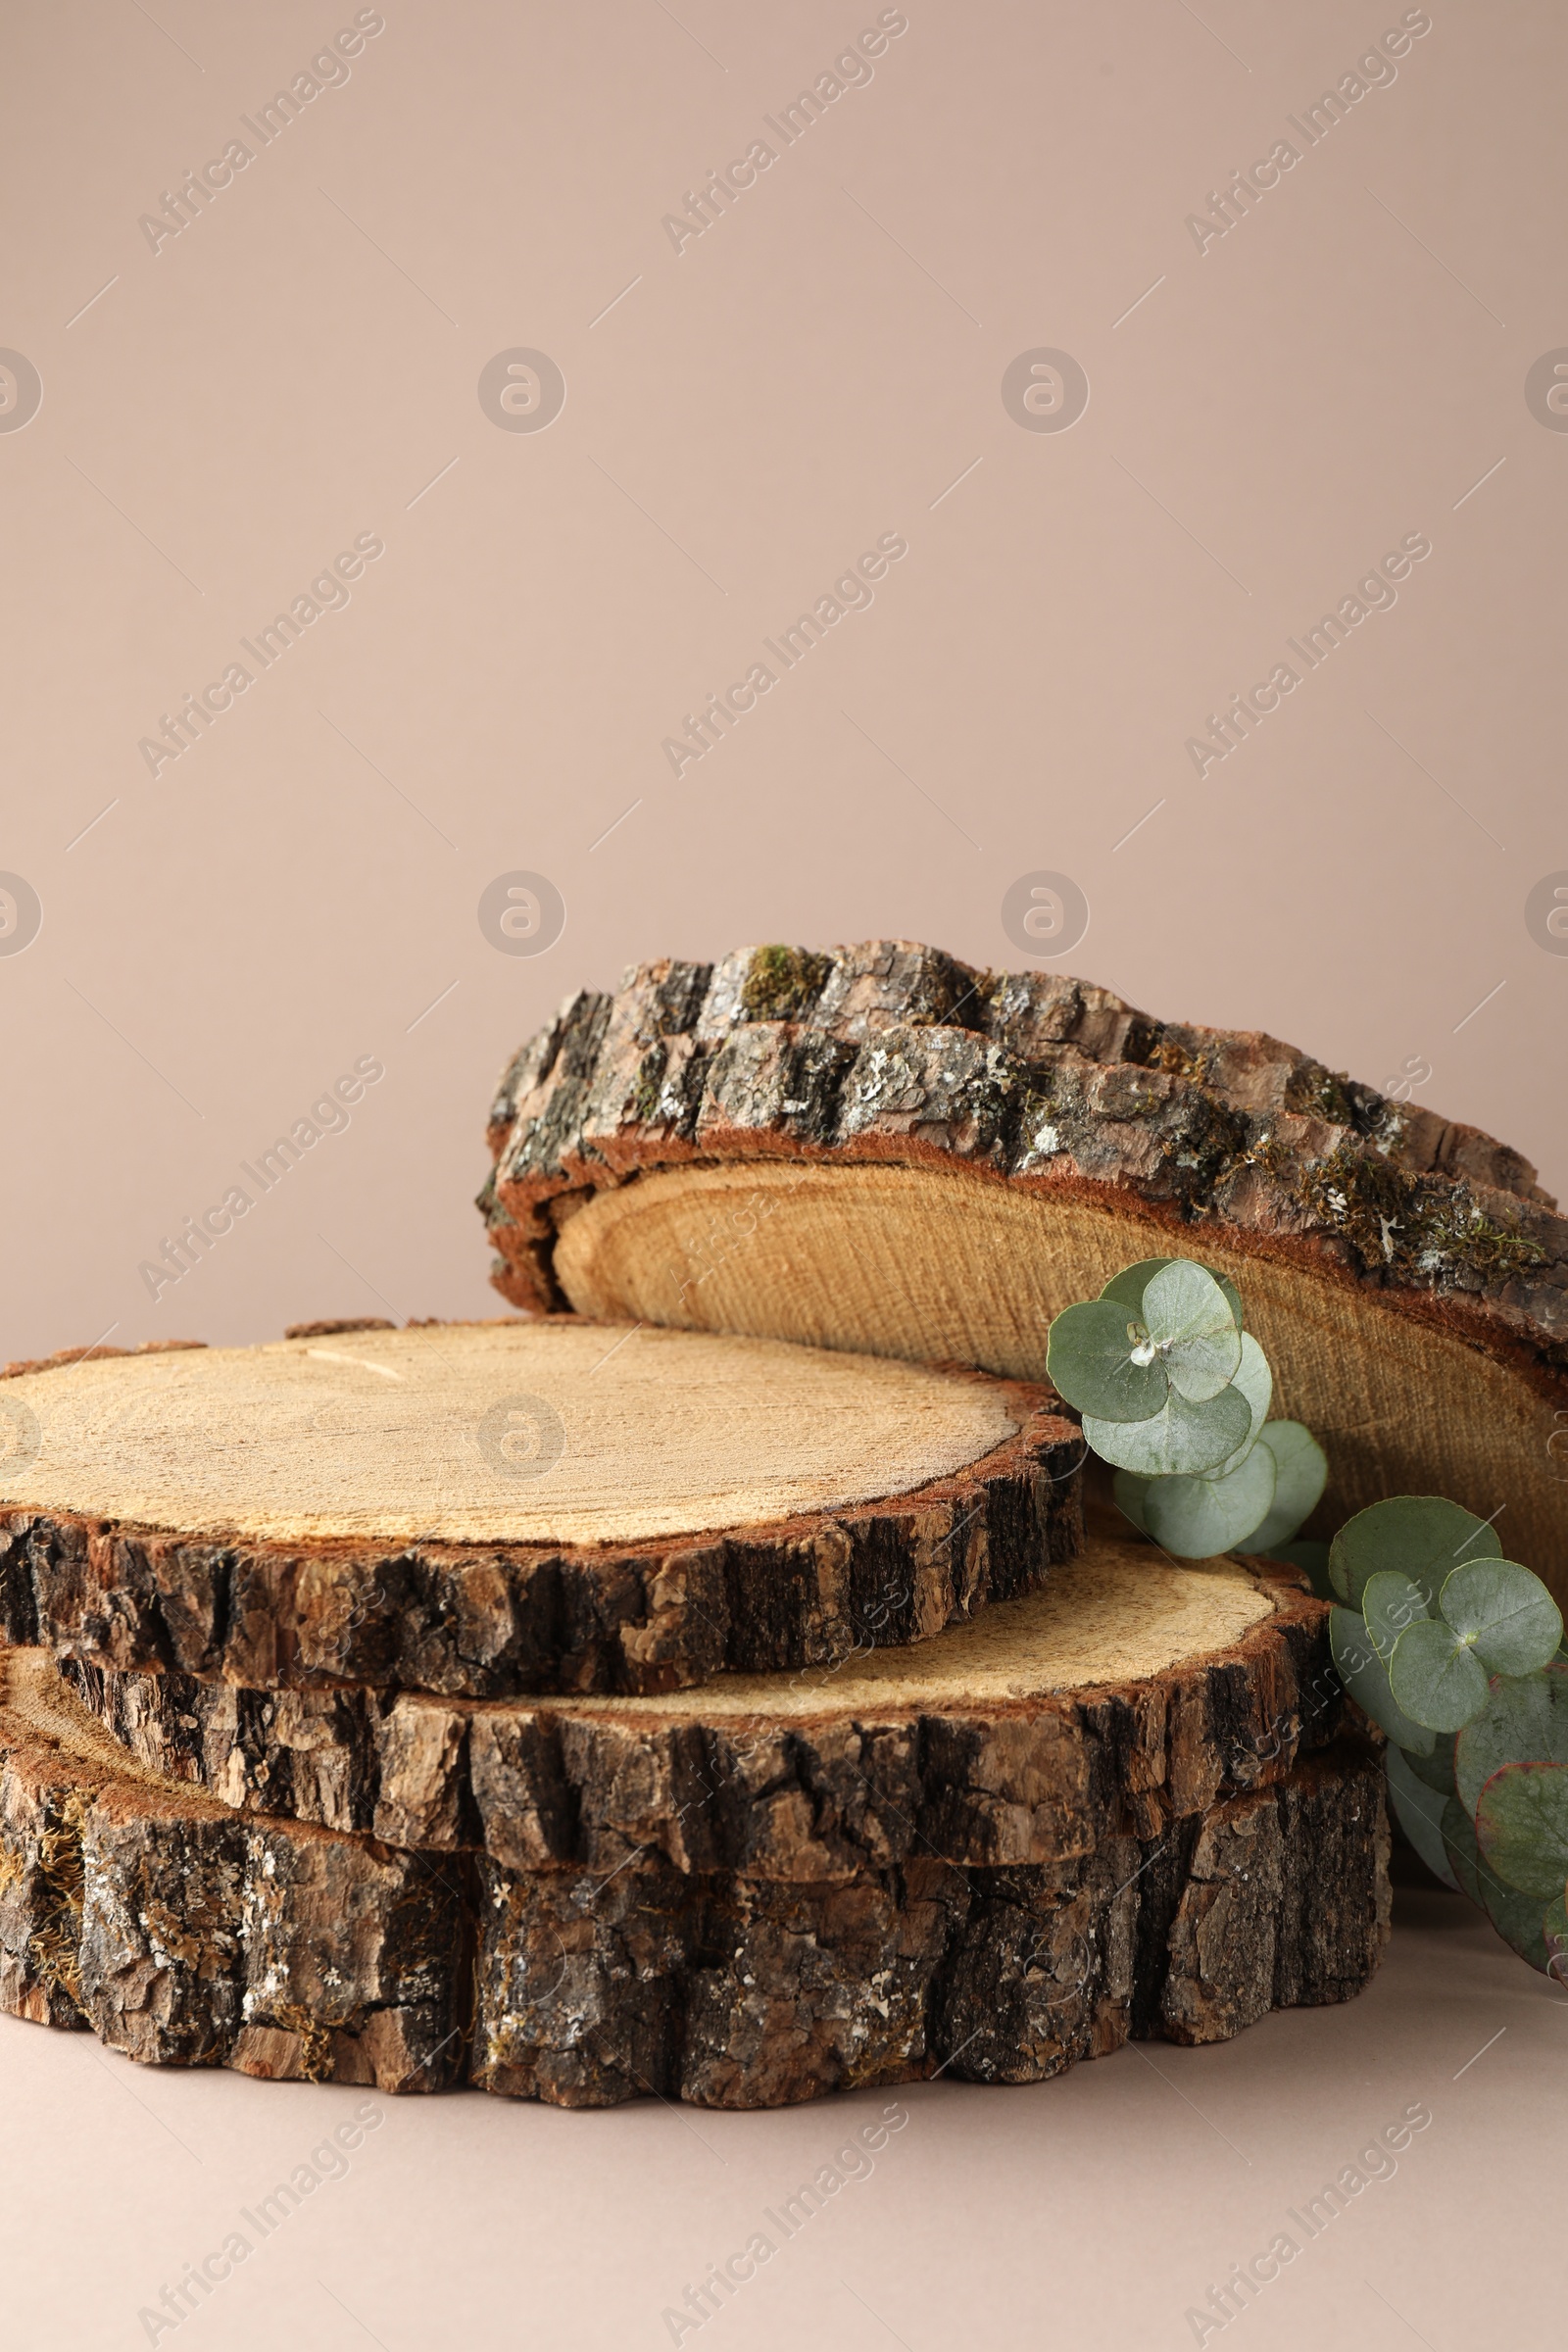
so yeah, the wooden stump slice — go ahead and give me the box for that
[473,1735,1388,2107]
[0,1649,467,2090]
[480,942,1568,1600]
[0,1644,1389,2109]
[62,1518,1341,1876]
[0,1321,1081,1696]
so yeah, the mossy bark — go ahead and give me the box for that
[481,940,1565,1358]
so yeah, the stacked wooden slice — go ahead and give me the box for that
[11,939,1503,2109]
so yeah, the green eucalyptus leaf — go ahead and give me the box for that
[1436,1794,1543,1979]
[1329,1605,1435,1753]
[1402,1731,1456,1796]
[1443,1796,1484,1905]
[1385,1744,1460,1890]
[1112,1470,1151,1536]
[1098,1259,1174,1315]
[1438,1785,1554,1968]
[1141,1261,1243,1402]
[1143,1445,1276,1559]
[1454,1663,1568,1820]
[1083,1381,1252,1478]
[1328,1495,1503,1608]
[1046,1298,1170,1422]
[1439,1558,1563,1679]
[1474,1760,1568,1898]
[1233,1422,1327,1553]
[1388,1617,1490,1733]
[1478,1872,1551,1973]
[1362,1569,1431,1664]
[1544,1891,1568,1982]
[1209,1335,1273,1478]
[1100,1257,1244,1333]
[1270,1539,1334,1599]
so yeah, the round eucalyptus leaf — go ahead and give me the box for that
[1438,1796,1541,1966]
[1046,1298,1169,1422]
[1442,1795,1483,1906]
[1209,1335,1273,1479]
[1098,1259,1173,1315]
[1544,1891,1568,1981]
[1478,1870,1552,1973]
[1388,1616,1490,1733]
[1327,1495,1503,1609]
[1439,1558,1563,1679]
[1402,1731,1456,1797]
[1474,1761,1568,1899]
[1385,1744,1460,1890]
[1454,1663,1568,1820]
[1362,1569,1431,1664]
[1112,1470,1152,1536]
[1083,1381,1252,1479]
[1143,1444,1276,1558]
[1100,1256,1243,1332]
[1140,1260,1243,1402]
[1329,1605,1435,1754]
[1232,1421,1326,1553]
[1201,1267,1245,1331]
[1269,1539,1334,1600]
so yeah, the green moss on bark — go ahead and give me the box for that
[740,946,833,1022]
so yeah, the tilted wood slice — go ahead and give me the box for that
[60,1522,1344,1879]
[1,1559,1389,2108]
[480,941,1568,1603]
[0,1321,1080,1698]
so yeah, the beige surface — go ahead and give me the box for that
[1,1886,1559,2352]
[3,2,1563,2331]
[548,1528,1274,1720]
[556,1159,1566,1589]
[0,1320,1019,1544]
[0,0,1563,1385]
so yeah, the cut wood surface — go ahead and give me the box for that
[481,942,1568,1598]
[0,1646,1389,2109]
[62,1522,1339,1884]
[0,1322,1081,1696]
[0,1318,1026,1544]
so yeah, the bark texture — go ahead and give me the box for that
[474,1738,1389,2108]
[481,940,1566,1369]
[0,1705,467,2091]
[0,1370,1080,1700]
[60,1553,1337,1878]
[0,1651,1387,2109]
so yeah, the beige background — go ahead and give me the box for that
[2,0,1564,1363]
[2,1,1565,2342]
